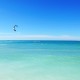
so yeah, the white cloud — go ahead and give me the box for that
[0,34,80,40]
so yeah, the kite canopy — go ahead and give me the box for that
[13,25,18,31]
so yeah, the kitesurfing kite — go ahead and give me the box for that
[13,25,18,31]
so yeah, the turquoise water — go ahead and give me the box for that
[0,40,80,80]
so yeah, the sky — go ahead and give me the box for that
[0,0,80,40]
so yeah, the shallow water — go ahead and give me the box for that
[0,40,80,80]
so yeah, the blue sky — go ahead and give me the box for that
[0,0,80,40]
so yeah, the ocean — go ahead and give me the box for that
[0,40,80,80]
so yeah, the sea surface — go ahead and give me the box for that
[0,40,80,80]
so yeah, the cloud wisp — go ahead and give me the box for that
[0,34,80,40]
